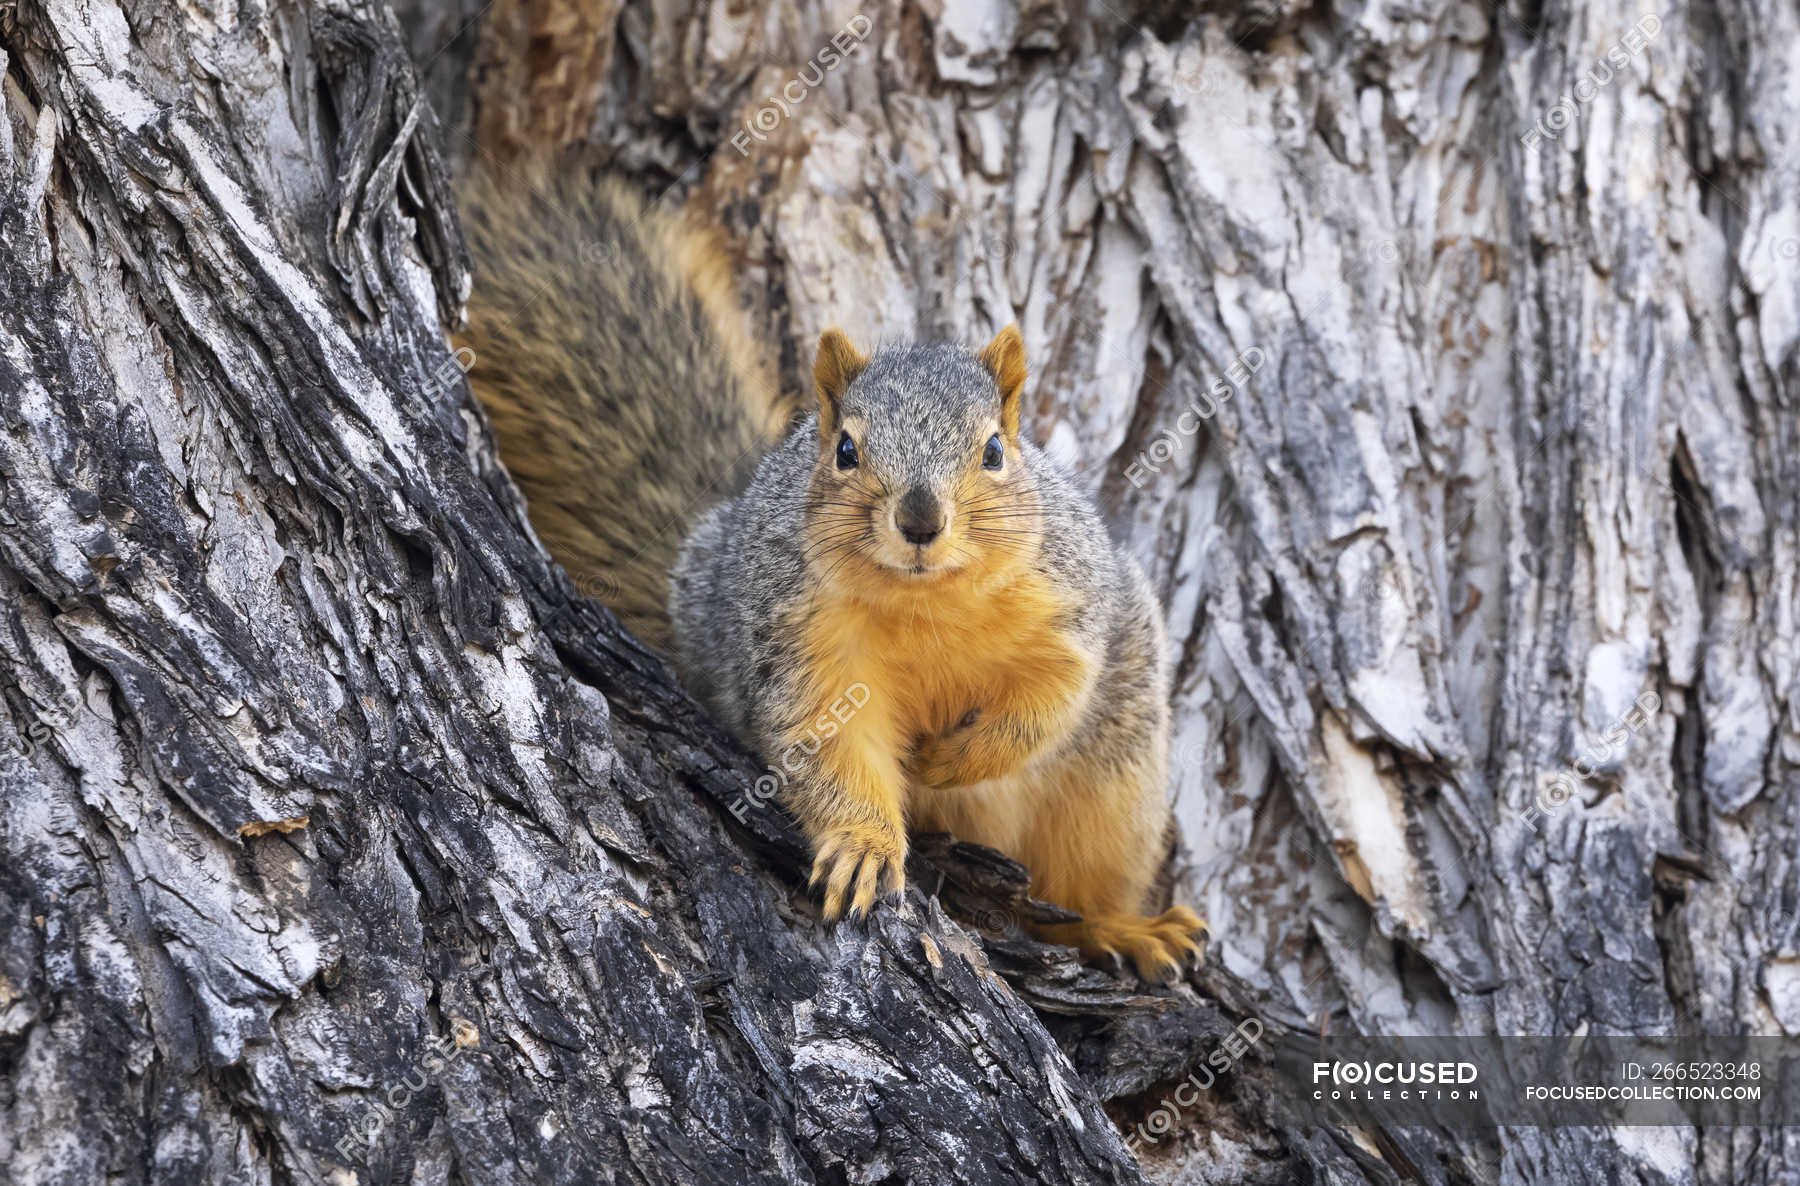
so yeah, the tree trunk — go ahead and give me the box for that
[402,0,1800,1182]
[0,1,1381,1184]
[4,0,1797,1184]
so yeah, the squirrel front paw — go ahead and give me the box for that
[905,734,964,789]
[905,708,985,789]
[809,821,907,920]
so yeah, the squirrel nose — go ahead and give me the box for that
[895,486,945,547]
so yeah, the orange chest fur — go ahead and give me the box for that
[800,569,1090,741]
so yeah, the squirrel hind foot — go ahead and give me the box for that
[1037,906,1207,983]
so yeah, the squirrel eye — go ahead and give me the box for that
[982,433,1003,470]
[836,431,859,470]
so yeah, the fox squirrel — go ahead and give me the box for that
[459,163,1204,980]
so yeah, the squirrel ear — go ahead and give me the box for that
[978,324,1027,438]
[814,328,867,436]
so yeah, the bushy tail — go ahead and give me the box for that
[458,161,797,652]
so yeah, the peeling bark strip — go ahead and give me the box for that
[0,2,1387,1184]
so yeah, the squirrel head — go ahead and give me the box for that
[807,325,1040,585]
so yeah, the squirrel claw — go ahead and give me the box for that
[811,825,906,921]
[1138,906,1208,980]
[1037,905,1208,983]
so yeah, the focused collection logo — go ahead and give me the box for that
[1313,1059,1480,1100]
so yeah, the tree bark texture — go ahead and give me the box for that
[0,0,1386,1183]
[399,0,1800,1181]
[3,0,1798,1183]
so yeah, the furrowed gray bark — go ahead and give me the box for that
[395,0,1800,1182]
[0,1,1387,1184]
